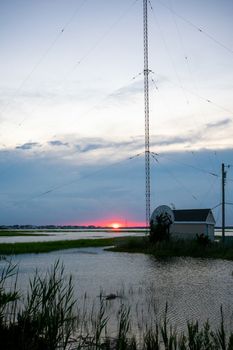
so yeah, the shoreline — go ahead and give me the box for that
[0,236,233,261]
[0,237,126,255]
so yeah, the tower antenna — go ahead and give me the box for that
[143,0,151,229]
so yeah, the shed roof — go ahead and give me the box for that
[173,209,212,222]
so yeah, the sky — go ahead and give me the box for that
[0,0,233,226]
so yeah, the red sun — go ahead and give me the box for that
[111,222,121,229]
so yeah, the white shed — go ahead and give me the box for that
[170,208,216,241]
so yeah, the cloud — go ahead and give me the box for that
[108,74,169,102]
[72,134,196,156]
[45,134,196,158]
[0,146,232,225]
[16,142,41,150]
[74,137,141,154]
[205,118,232,129]
[48,140,69,147]
[108,80,143,102]
[80,143,106,153]
[151,135,195,147]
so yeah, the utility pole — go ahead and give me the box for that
[222,163,226,242]
[143,0,151,230]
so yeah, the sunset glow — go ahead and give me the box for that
[111,223,121,229]
[65,219,146,228]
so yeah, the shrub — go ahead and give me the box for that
[150,213,172,243]
[196,233,211,247]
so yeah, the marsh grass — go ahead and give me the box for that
[0,231,50,237]
[0,260,233,349]
[110,236,233,260]
[2,235,233,261]
[0,237,126,255]
[0,260,75,350]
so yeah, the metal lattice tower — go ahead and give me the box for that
[143,0,151,228]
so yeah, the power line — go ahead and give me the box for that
[0,73,146,180]
[151,151,227,214]
[165,78,233,116]
[212,203,221,210]
[151,153,199,201]
[148,0,191,107]
[151,151,219,178]
[199,176,219,206]
[149,0,233,147]
[55,73,145,128]
[148,0,233,139]
[65,0,139,74]
[15,71,144,128]
[166,0,200,95]
[2,0,139,132]
[154,0,233,55]
[212,204,221,224]
[150,77,159,91]
[0,0,89,116]
[13,152,143,205]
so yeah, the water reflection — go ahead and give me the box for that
[0,228,232,243]
[0,229,144,243]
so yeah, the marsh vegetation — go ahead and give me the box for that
[0,231,50,237]
[0,237,125,255]
[0,260,233,349]
[1,234,233,261]
[110,236,233,260]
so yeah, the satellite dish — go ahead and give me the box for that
[150,205,175,225]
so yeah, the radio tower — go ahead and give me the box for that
[143,0,151,229]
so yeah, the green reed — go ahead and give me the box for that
[0,260,233,349]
